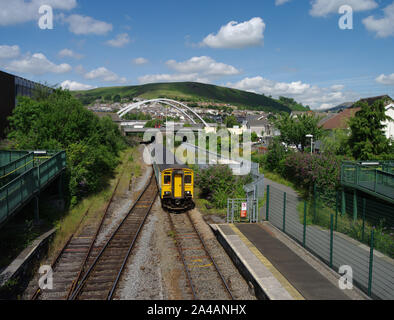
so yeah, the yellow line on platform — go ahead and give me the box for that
[229,224,304,300]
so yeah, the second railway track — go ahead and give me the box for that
[69,173,158,300]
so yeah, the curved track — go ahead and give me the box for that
[167,211,234,300]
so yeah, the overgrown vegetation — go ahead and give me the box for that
[193,165,252,210]
[7,89,126,206]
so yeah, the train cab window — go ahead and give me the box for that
[184,175,192,184]
[164,175,171,185]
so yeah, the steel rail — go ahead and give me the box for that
[30,205,91,300]
[65,168,126,300]
[107,185,158,300]
[185,212,234,300]
[69,173,156,300]
[30,233,74,300]
[166,210,197,300]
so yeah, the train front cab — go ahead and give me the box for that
[161,168,194,211]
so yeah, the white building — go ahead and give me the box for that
[383,103,394,141]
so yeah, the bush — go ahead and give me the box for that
[194,165,252,209]
[283,152,342,196]
[265,138,289,174]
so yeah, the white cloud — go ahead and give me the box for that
[376,73,394,85]
[139,56,240,84]
[310,0,378,17]
[201,17,265,49]
[61,80,96,91]
[138,73,210,84]
[166,56,240,77]
[0,45,20,59]
[133,57,149,65]
[0,0,76,26]
[58,48,83,59]
[84,67,126,83]
[106,33,130,47]
[275,0,291,5]
[227,76,359,109]
[64,14,113,35]
[5,53,72,75]
[363,3,394,38]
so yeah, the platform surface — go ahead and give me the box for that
[216,223,351,300]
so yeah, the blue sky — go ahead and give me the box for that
[0,0,393,109]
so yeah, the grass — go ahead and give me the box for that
[194,187,227,218]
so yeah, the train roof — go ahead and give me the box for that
[152,144,190,171]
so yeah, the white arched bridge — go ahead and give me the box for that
[117,98,211,127]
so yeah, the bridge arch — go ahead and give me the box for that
[117,98,210,127]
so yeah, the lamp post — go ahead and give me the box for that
[306,134,313,154]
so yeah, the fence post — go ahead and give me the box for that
[341,189,346,216]
[368,229,375,297]
[362,198,366,242]
[266,185,270,221]
[330,214,334,268]
[353,190,358,222]
[313,184,317,223]
[335,190,339,231]
[283,192,287,232]
[227,198,230,223]
[303,201,307,248]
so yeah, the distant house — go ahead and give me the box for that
[383,103,394,140]
[245,115,278,138]
[321,107,361,130]
[321,95,393,132]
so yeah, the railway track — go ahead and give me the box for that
[69,173,158,300]
[167,211,234,300]
[29,165,131,300]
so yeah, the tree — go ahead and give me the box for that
[7,89,126,205]
[348,99,393,160]
[113,94,121,103]
[272,113,324,151]
[320,128,352,157]
[225,115,239,128]
[251,131,259,142]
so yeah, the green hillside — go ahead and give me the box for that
[73,82,307,113]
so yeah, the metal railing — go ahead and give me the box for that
[0,151,66,226]
[341,161,394,203]
[227,198,258,223]
[0,150,30,167]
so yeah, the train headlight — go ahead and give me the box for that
[164,191,171,195]
[185,191,191,195]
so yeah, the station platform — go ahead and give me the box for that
[212,223,356,300]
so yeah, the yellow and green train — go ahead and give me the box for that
[154,146,195,212]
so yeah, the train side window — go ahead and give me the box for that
[164,175,171,185]
[184,175,192,184]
